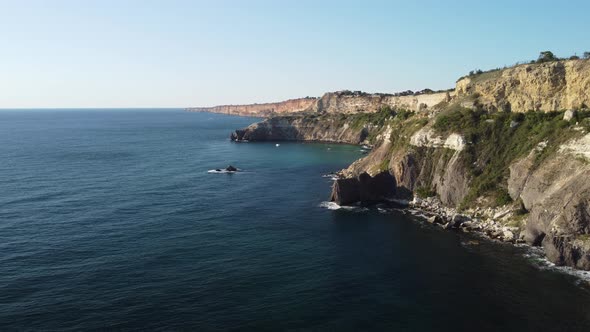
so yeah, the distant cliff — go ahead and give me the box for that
[230,114,373,144]
[186,97,317,117]
[188,91,452,117]
[192,59,590,117]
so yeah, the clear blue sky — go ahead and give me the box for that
[1,0,589,108]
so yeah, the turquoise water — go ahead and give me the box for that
[1,109,590,331]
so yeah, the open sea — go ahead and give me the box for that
[1,109,590,331]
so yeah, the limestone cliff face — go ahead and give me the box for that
[456,59,590,113]
[342,126,470,206]
[192,59,590,117]
[311,91,452,114]
[188,91,451,117]
[187,98,317,117]
[230,115,370,144]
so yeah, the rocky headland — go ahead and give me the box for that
[189,90,453,118]
[227,58,590,271]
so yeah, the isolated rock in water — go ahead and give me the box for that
[564,109,577,121]
[226,165,238,172]
[330,178,360,205]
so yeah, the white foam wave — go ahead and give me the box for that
[523,246,590,283]
[208,169,240,174]
[319,201,341,210]
[318,201,369,212]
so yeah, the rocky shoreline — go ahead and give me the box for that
[408,196,522,244]
[401,196,590,283]
[328,170,523,243]
[320,178,590,283]
[228,58,590,272]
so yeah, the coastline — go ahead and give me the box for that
[224,109,590,276]
[319,193,590,284]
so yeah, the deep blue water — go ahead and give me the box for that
[1,109,590,331]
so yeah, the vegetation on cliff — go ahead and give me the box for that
[457,51,590,83]
[231,56,590,270]
[432,106,590,208]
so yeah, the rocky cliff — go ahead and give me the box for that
[310,91,452,113]
[456,59,590,113]
[189,91,452,117]
[234,114,590,271]
[193,59,590,117]
[509,136,590,269]
[334,105,590,267]
[230,114,373,144]
[187,97,317,117]
[229,58,590,271]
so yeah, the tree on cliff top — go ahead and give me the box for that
[537,51,558,63]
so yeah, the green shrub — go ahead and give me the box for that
[537,51,558,63]
[433,105,484,133]
[514,198,528,215]
[378,158,390,171]
[396,109,414,121]
[415,186,437,198]
[435,108,588,207]
[495,188,513,206]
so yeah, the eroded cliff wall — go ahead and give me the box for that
[188,91,452,117]
[311,91,452,114]
[192,59,590,117]
[456,59,590,113]
[230,115,372,144]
